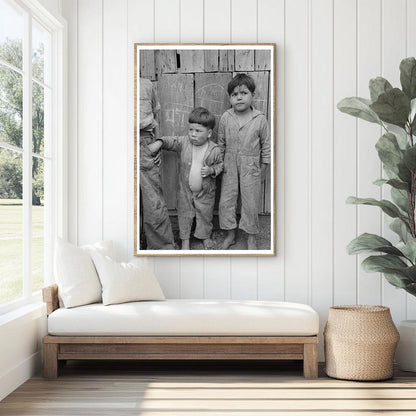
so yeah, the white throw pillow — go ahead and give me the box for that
[54,239,114,308]
[90,252,165,306]
[81,240,115,259]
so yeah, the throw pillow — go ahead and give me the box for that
[54,239,114,308]
[81,240,115,259]
[90,252,165,305]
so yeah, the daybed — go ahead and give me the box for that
[42,284,319,379]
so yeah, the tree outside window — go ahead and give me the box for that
[0,0,52,306]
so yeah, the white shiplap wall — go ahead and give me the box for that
[61,0,416,355]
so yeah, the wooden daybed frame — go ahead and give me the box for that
[42,285,319,379]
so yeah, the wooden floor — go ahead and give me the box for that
[1,360,416,415]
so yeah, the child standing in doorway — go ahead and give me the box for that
[139,77,175,250]
[147,107,223,250]
[218,73,271,250]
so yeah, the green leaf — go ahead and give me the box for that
[375,132,404,173]
[389,218,410,241]
[403,265,416,282]
[386,179,410,191]
[404,283,416,296]
[391,187,410,214]
[383,271,412,288]
[337,97,383,125]
[373,178,409,190]
[373,178,388,186]
[384,166,400,180]
[347,233,404,256]
[397,240,416,264]
[400,57,416,100]
[361,255,416,287]
[370,88,410,128]
[410,98,416,126]
[411,99,416,133]
[394,130,410,150]
[346,196,405,219]
[396,161,412,185]
[362,254,408,272]
[403,146,416,172]
[369,77,393,102]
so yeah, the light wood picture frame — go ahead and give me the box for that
[134,43,276,256]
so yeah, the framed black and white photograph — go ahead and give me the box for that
[134,43,275,256]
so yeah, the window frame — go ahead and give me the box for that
[0,0,67,314]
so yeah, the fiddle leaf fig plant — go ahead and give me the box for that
[338,57,416,297]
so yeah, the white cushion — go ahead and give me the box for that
[81,240,115,259]
[54,239,114,308]
[90,253,165,305]
[47,299,319,336]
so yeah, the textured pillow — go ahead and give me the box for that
[90,252,165,306]
[55,239,114,308]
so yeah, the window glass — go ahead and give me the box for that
[32,20,51,85]
[32,156,44,293]
[0,0,24,70]
[0,65,23,148]
[0,0,59,312]
[32,81,44,156]
[0,147,23,305]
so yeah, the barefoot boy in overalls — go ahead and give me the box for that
[148,107,223,250]
[218,73,271,250]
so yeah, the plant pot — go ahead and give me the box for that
[324,305,400,381]
[395,320,416,372]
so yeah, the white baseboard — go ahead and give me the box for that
[0,351,42,402]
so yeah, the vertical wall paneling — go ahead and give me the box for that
[310,0,333,356]
[152,0,181,297]
[333,0,357,305]
[77,0,103,245]
[407,0,416,58]
[204,257,231,299]
[180,0,203,43]
[257,0,285,301]
[284,0,309,303]
[155,0,180,42]
[381,0,407,322]
[65,0,415,335]
[180,259,204,298]
[231,0,257,42]
[356,0,382,305]
[203,0,231,42]
[203,0,233,299]
[229,0,258,300]
[178,0,205,298]
[230,258,257,300]
[102,0,128,260]
[406,0,416,319]
[61,0,77,244]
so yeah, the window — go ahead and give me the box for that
[0,0,66,312]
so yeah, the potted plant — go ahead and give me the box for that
[337,57,416,371]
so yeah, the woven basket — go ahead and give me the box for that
[324,305,399,381]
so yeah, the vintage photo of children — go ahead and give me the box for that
[135,45,275,255]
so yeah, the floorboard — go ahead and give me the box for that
[1,361,416,415]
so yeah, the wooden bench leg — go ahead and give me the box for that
[303,343,318,379]
[44,343,59,379]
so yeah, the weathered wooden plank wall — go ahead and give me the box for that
[140,48,272,214]
[158,73,193,210]
[194,72,232,141]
